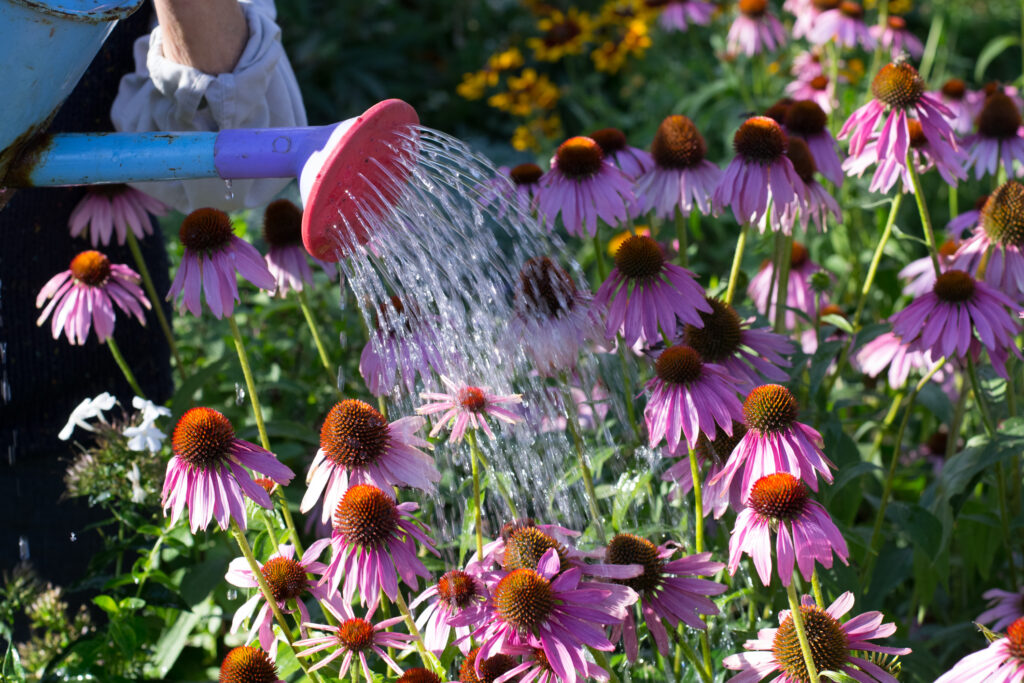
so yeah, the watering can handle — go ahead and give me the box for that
[2,125,339,187]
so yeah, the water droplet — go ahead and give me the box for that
[336,366,345,391]
[235,383,246,405]
[224,179,235,201]
[69,532,77,542]
[226,588,238,600]
[18,536,29,561]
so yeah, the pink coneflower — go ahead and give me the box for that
[723,592,911,682]
[538,136,635,238]
[714,116,804,227]
[853,330,941,390]
[634,115,721,219]
[486,164,545,217]
[417,376,522,442]
[964,92,1024,180]
[262,199,336,296]
[938,78,974,135]
[472,548,637,683]
[301,399,439,524]
[511,257,602,375]
[785,74,836,115]
[680,297,794,391]
[899,239,959,297]
[788,0,830,40]
[779,138,841,232]
[161,407,295,533]
[539,383,610,433]
[595,233,711,347]
[871,15,924,60]
[952,183,1024,301]
[748,242,823,329]
[662,425,748,518]
[294,600,414,679]
[219,646,283,683]
[492,646,606,683]
[643,344,744,452]
[727,0,787,56]
[35,250,150,346]
[460,647,518,683]
[948,194,988,237]
[226,539,331,652]
[359,296,447,397]
[791,48,825,81]
[320,484,438,606]
[936,617,1024,683]
[605,535,725,661]
[784,99,844,185]
[967,82,1024,122]
[891,270,1021,375]
[712,384,835,497]
[411,569,489,655]
[589,127,653,181]
[845,118,966,195]
[656,0,715,32]
[979,588,1024,632]
[840,62,959,187]
[68,184,167,247]
[810,1,875,50]
[167,208,276,318]
[728,473,849,586]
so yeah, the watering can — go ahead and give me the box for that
[0,0,419,262]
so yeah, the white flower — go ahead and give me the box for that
[131,396,171,426]
[127,463,147,503]
[123,396,170,453]
[59,392,117,441]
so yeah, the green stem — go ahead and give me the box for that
[811,568,826,609]
[560,381,606,544]
[724,222,750,306]
[467,430,485,560]
[688,447,704,553]
[919,6,945,82]
[594,229,609,282]
[106,337,144,398]
[470,444,520,518]
[906,157,943,277]
[125,230,187,382]
[590,648,622,683]
[675,211,689,268]
[297,288,335,379]
[967,355,997,436]
[785,579,821,683]
[616,337,642,441]
[669,626,712,683]
[392,588,446,676]
[773,230,794,334]
[262,510,282,549]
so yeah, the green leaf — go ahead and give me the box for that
[890,502,942,554]
[118,597,146,612]
[820,313,853,335]
[821,671,860,683]
[975,34,1022,82]
[92,594,119,616]
[149,610,200,677]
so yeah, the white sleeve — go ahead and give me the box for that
[110,0,307,213]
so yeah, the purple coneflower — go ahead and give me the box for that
[320,484,438,607]
[728,473,849,586]
[35,250,150,346]
[634,115,721,219]
[301,399,439,524]
[219,646,283,683]
[225,540,331,652]
[952,183,1024,301]
[359,296,448,397]
[589,127,653,181]
[605,534,725,661]
[779,138,841,233]
[787,0,828,40]
[748,242,823,329]
[891,269,1021,375]
[964,92,1024,180]
[294,600,414,679]
[472,548,637,683]
[161,407,294,533]
[853,330,941,390]
[809,1,875,50]
[871,15,924,60]
[967,82,1024,122]
[714,116,804,227]
[785,74,836,116]
[486,164,545,217]
[844,117,966,195]
[68,184,167,247]
[492,646,606,683]
[656,0,715,32]
[643,344,744,452]
[791,48,825,81]
[262,199,336,296]
[784,99,844,185]
[899,239,959,297]
[727,0,787,57]
[979,588,1024,632]
[595,233,711,347]
[167,208,275,318]
[511,256,602,375]
[460,647,518,683]
[723,592,911,682]
[417,376,522,442]
[662,425,748,518]
[411,568,489,655]
[938,78,974,135]
[936,617,1024,683]
[948,194,988,237]
[712,384,835,496]
[538,136,635,238]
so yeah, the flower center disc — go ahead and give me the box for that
[787,138,817,183]
[510,163,543,186]
[684,298,743,363]
[871,62,925,110]
[556,137,605,178]
[887,15,906,29]
[90,183,129,198]
[333,484,399,547]
[839,1,863,18]
[978,92,1022,139]
[336,618,375,652]
[70,250,111,287]
[739,0,768,17]
[656,345,705,385]
[697,422,748,466]
[908,120,928,149]
[791,242,809,268]
[219,645,279,683]
[590,127,628,154]
[734,117,787,164]
[810,75,830,92]
[459,387,488,413]
[932,270,976,303]
[941,78,966,100]
[179,207,234,253]
[321,400,390,469]
[260,557,307,603]
[1007,618,1024,660]
[544,19,581,48]
[773,606,850,682]
[460,648,517,683]
[503,526,568,571]
[812,0,840,9]
[614,234,665,280]
[518,256,579,318]
[766,98,795,125]
[173,407,235,470]
[438,570,477,610]
[744,385,799,434]
[748,473,808,520]
[262,199,303,247]
[785,100,828,136]
[938,240,960,258]
[398,668,443,683]
[605,533,664,594]
[652,115,707,169]
[982,181,1024,248]
[494,568,555,634]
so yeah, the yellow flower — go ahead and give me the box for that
[595,0,654,26]
[840,58,865,86]
[590,18,651,74]
[864,0,912,13]
[488,68,561,117]
[511,114,563,152]
[457,70,492,100]
[528,8,593,62]
[487,47,525,72]
[608,226,651,256]
[512,125,539,152]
